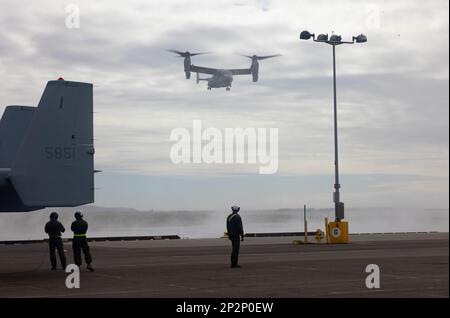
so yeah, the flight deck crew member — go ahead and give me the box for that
[45,212,67,270]
[71,211,94,271]
[226,206,244,268]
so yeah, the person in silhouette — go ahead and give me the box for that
[71,211,94,271]
[45,212,67,270]
[226,206,245,268]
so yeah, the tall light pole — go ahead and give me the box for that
[299,31,367,222]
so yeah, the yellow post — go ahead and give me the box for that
[304,205,308,243]
[315,229,324,243]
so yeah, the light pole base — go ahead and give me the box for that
[335,201,345,221]
[327,220,349,244]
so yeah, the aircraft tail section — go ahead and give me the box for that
[0,106,35,168]
[8,80,95,207]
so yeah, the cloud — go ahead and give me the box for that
[0,0,448,209]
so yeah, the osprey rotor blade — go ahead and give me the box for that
[167,49,187,57]
[189,52,210,56]
[256,54,282,60]
[167,50,210,57]
[239,54,281,60]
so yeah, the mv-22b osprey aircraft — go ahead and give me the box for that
[0,78,96,212]
[168,50,280,90]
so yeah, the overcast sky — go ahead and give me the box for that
[0,0,448,211]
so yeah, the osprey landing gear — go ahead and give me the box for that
[207,86,211,90]
[226,87,231,91]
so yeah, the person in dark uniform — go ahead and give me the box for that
[71,211,94,271]
[226,205,244,268]
[44,212,67,270]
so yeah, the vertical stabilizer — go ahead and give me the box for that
[9,80,95,207]
[0,106,35,168]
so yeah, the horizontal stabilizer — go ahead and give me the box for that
[0,186,43,212]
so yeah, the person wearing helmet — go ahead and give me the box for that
[71,211,94,271]
[226,205,245,268]
[44,212,67,270]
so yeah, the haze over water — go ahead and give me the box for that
[0,206,447,241]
